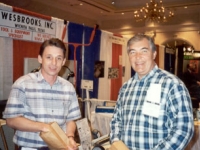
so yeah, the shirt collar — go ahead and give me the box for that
[37,70,60,85]
[134,65,158,81]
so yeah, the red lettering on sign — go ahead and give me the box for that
[8,33,23,38]
[1,27,9,32]
[34,37,42,41]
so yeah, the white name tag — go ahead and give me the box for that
[142,84,161,118]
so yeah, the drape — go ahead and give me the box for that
[0,3,13,100]
[98,31,113,100]
[83,26,101,98]
[0,38,13,100]
[67,22,84,96]
[110,43,122,100]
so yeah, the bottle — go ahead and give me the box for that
[193,108,197,121]
[197,103,200,121]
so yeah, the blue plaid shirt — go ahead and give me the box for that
[110,65,194,150]
[3,70,81,147]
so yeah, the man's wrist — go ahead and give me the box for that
[67,135,74,139]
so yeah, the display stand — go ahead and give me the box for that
[81,80,93,121]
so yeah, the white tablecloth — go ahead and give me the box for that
[90,111,113,136]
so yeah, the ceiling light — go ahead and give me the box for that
[134,0,174,23]
[111,1,115,5]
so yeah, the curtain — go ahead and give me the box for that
[0,38,13,100]
[83,26,101,99]
[98,31,113,100]
[110,43,122,100]
[0,3,13,100]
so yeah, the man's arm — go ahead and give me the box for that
[110,94,123,143]
[66,121,76,138]
[6,116,51,132]
[153,84,194,150]
[65,120,78,149]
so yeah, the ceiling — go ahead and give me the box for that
[1,0,200,28]
[1,0,200,48]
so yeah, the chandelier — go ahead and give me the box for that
[134,0,174,23]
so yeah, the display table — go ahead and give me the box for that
[185,121,200,150]
[0,119,7,150]
[90,111,113,136]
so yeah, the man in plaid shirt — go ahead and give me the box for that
[110,34,194,150]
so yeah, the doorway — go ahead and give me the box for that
[162,38,195,76]
[162,39,200,103]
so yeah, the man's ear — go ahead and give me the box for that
[153,51,157,60]
[38,55,42,64]
[62,58,66,66]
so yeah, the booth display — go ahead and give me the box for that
[91,112,113,136]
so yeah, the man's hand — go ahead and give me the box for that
[67,137,78,150]
[40,123,51,132]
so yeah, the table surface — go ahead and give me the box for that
[0,119,6,125]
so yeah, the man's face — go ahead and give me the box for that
[38,45,66,79]
[189,63,196,72]
[128,38,157,79]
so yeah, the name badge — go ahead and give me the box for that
[142,84,161,118]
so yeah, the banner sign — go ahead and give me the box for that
[108,35,126,45]
[165,47,175,54]
[184,51,200,60]
[0,9,56,42]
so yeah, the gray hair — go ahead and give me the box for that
[127,33,156,53]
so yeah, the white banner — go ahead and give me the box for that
[0,9,56,42]
[108,35,126,45]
